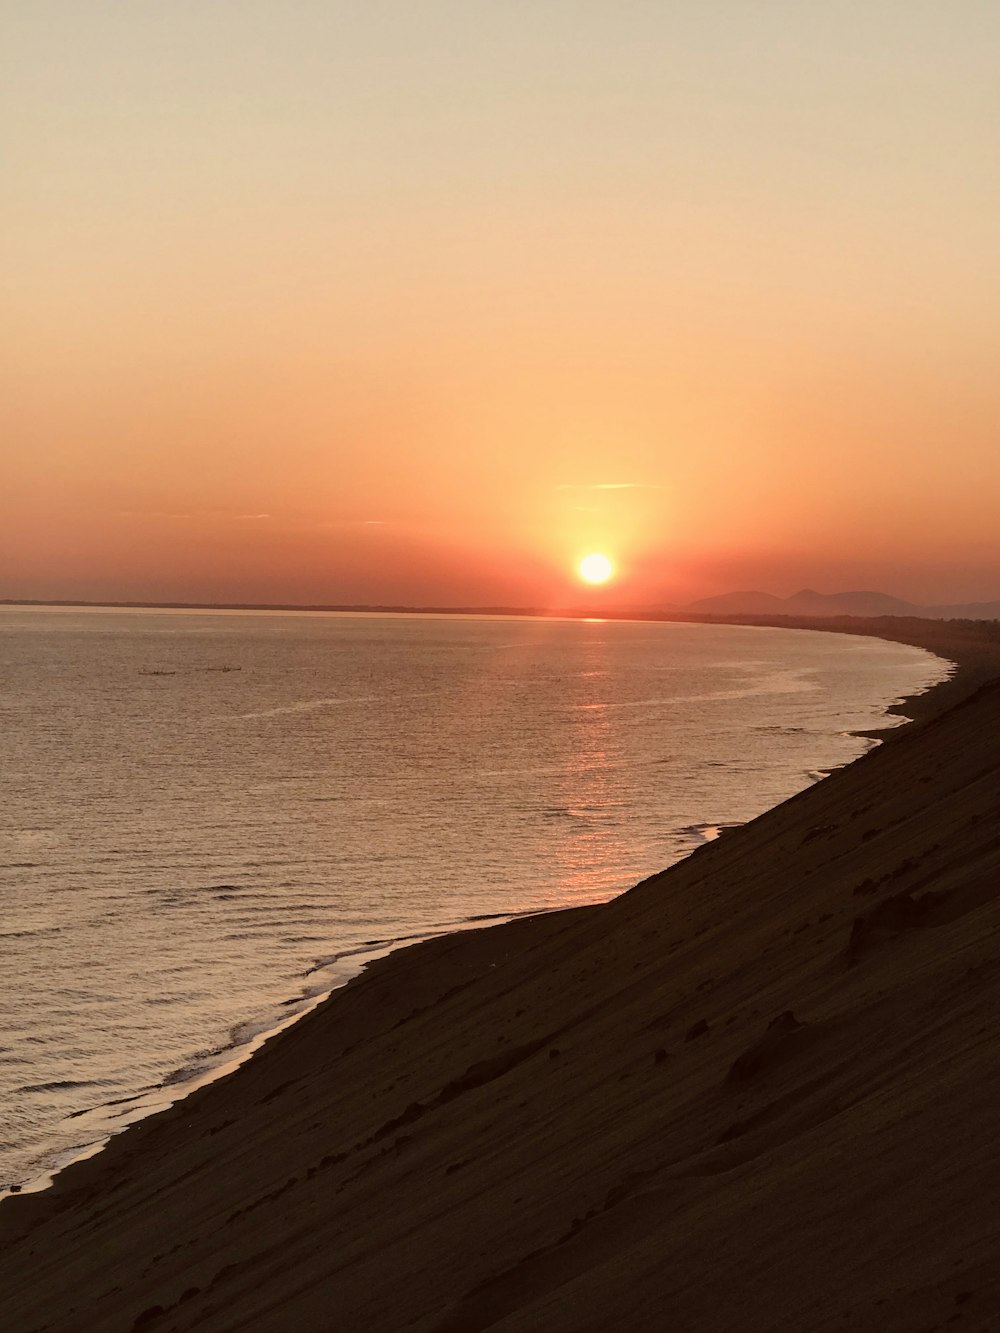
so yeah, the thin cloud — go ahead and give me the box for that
[315,518,389,530]
[555,482,663,492]
[116,510,193,520]
[116,509,272,521]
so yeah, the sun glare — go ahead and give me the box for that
[578,552,614,585]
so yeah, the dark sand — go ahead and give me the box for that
[3,620,1000,1332]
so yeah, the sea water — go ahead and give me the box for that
[0,607,947,1189]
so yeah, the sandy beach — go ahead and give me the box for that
[3,619,1000,1332]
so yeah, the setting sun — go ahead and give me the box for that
[578,553,614,585]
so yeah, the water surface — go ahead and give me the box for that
[0,608,947,1187]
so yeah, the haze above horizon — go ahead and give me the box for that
[5,2,999,609]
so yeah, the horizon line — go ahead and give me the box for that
[3,596,996,630]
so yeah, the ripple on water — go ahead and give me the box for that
[0,610,948,1190]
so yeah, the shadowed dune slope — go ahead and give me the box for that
[3,664,1000,1330]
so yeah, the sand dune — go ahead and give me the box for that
[2,625,1000,1331]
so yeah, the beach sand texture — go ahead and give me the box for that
[2,628,1000,1332]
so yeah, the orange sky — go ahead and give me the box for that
[5,2,1000,608]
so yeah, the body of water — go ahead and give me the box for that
[0,608,947,1189]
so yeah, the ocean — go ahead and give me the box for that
[0,607,947,1191]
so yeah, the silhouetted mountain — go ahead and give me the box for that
[684,589,1000,621]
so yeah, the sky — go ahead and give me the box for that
[4,1,1000,608]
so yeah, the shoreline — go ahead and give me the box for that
[0,622,950,1202]
[3,617,1000,1330]
[2,904,558,1202]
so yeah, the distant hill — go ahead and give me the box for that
[685,588,1000,621]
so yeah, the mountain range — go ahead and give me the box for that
[682,588,1000,621]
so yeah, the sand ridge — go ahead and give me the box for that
[2,623,1000,1331]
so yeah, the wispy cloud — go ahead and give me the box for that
[555,482,663,492]
[315,518,389,530]
[116,510,193,520]
[116,509,272,521]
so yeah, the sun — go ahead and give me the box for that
[578,552,614,585]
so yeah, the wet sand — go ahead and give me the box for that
[3,621,1000,1331]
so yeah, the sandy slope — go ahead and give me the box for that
[2,627,1000,1332]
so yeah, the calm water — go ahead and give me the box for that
[0,608,947,1189]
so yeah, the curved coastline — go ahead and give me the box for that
[0,622,946,1201]
[3,905,558,1201]
[3,616,1000,1331]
